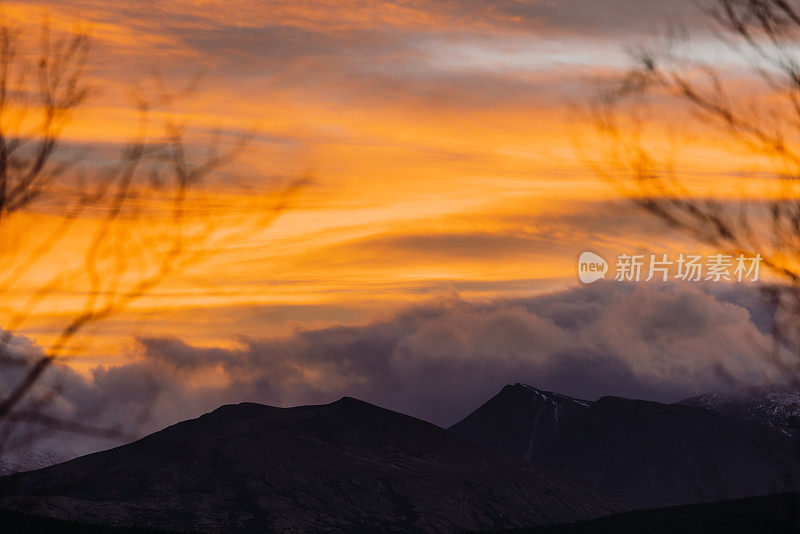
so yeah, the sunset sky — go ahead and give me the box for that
[0,1,793,441]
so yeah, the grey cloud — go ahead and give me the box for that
[474,0,701,37]
[0,282,779,462]
[122,2,706,109]
[49,1,715,112]
[132,282,777,427]
[342,231,575,262]
[161,1,704,48]
[318,199,688,271]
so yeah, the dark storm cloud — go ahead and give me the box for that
[119,284,780,426]
[0,281,779,460]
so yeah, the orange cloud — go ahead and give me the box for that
[0,0,789,369]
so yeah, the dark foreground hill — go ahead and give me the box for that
[0,398,617,533]
[451,383,800,508]
[4,491,800,534]
[0,508,176,533]
[493,491,800,534]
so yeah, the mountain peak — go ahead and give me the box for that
[506,382,592,407]
[332,395,368,406]
[450,383,592,461]
[210,401,273,412]
[453,384,800,508]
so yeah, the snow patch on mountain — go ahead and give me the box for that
[516,383,592,407]
[679,390,800,437]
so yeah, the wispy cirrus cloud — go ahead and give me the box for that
[0,0,773,369]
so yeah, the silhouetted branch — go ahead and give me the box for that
[590,0,800,391]
[0,15,304,464]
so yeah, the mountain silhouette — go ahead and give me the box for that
[0,397,617,533]
[450,383,800,508]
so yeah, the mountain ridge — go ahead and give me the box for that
[0,396,618,533]
[679,390,800,437]
[450,383,800,508]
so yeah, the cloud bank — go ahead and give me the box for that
[1,281,781,459]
